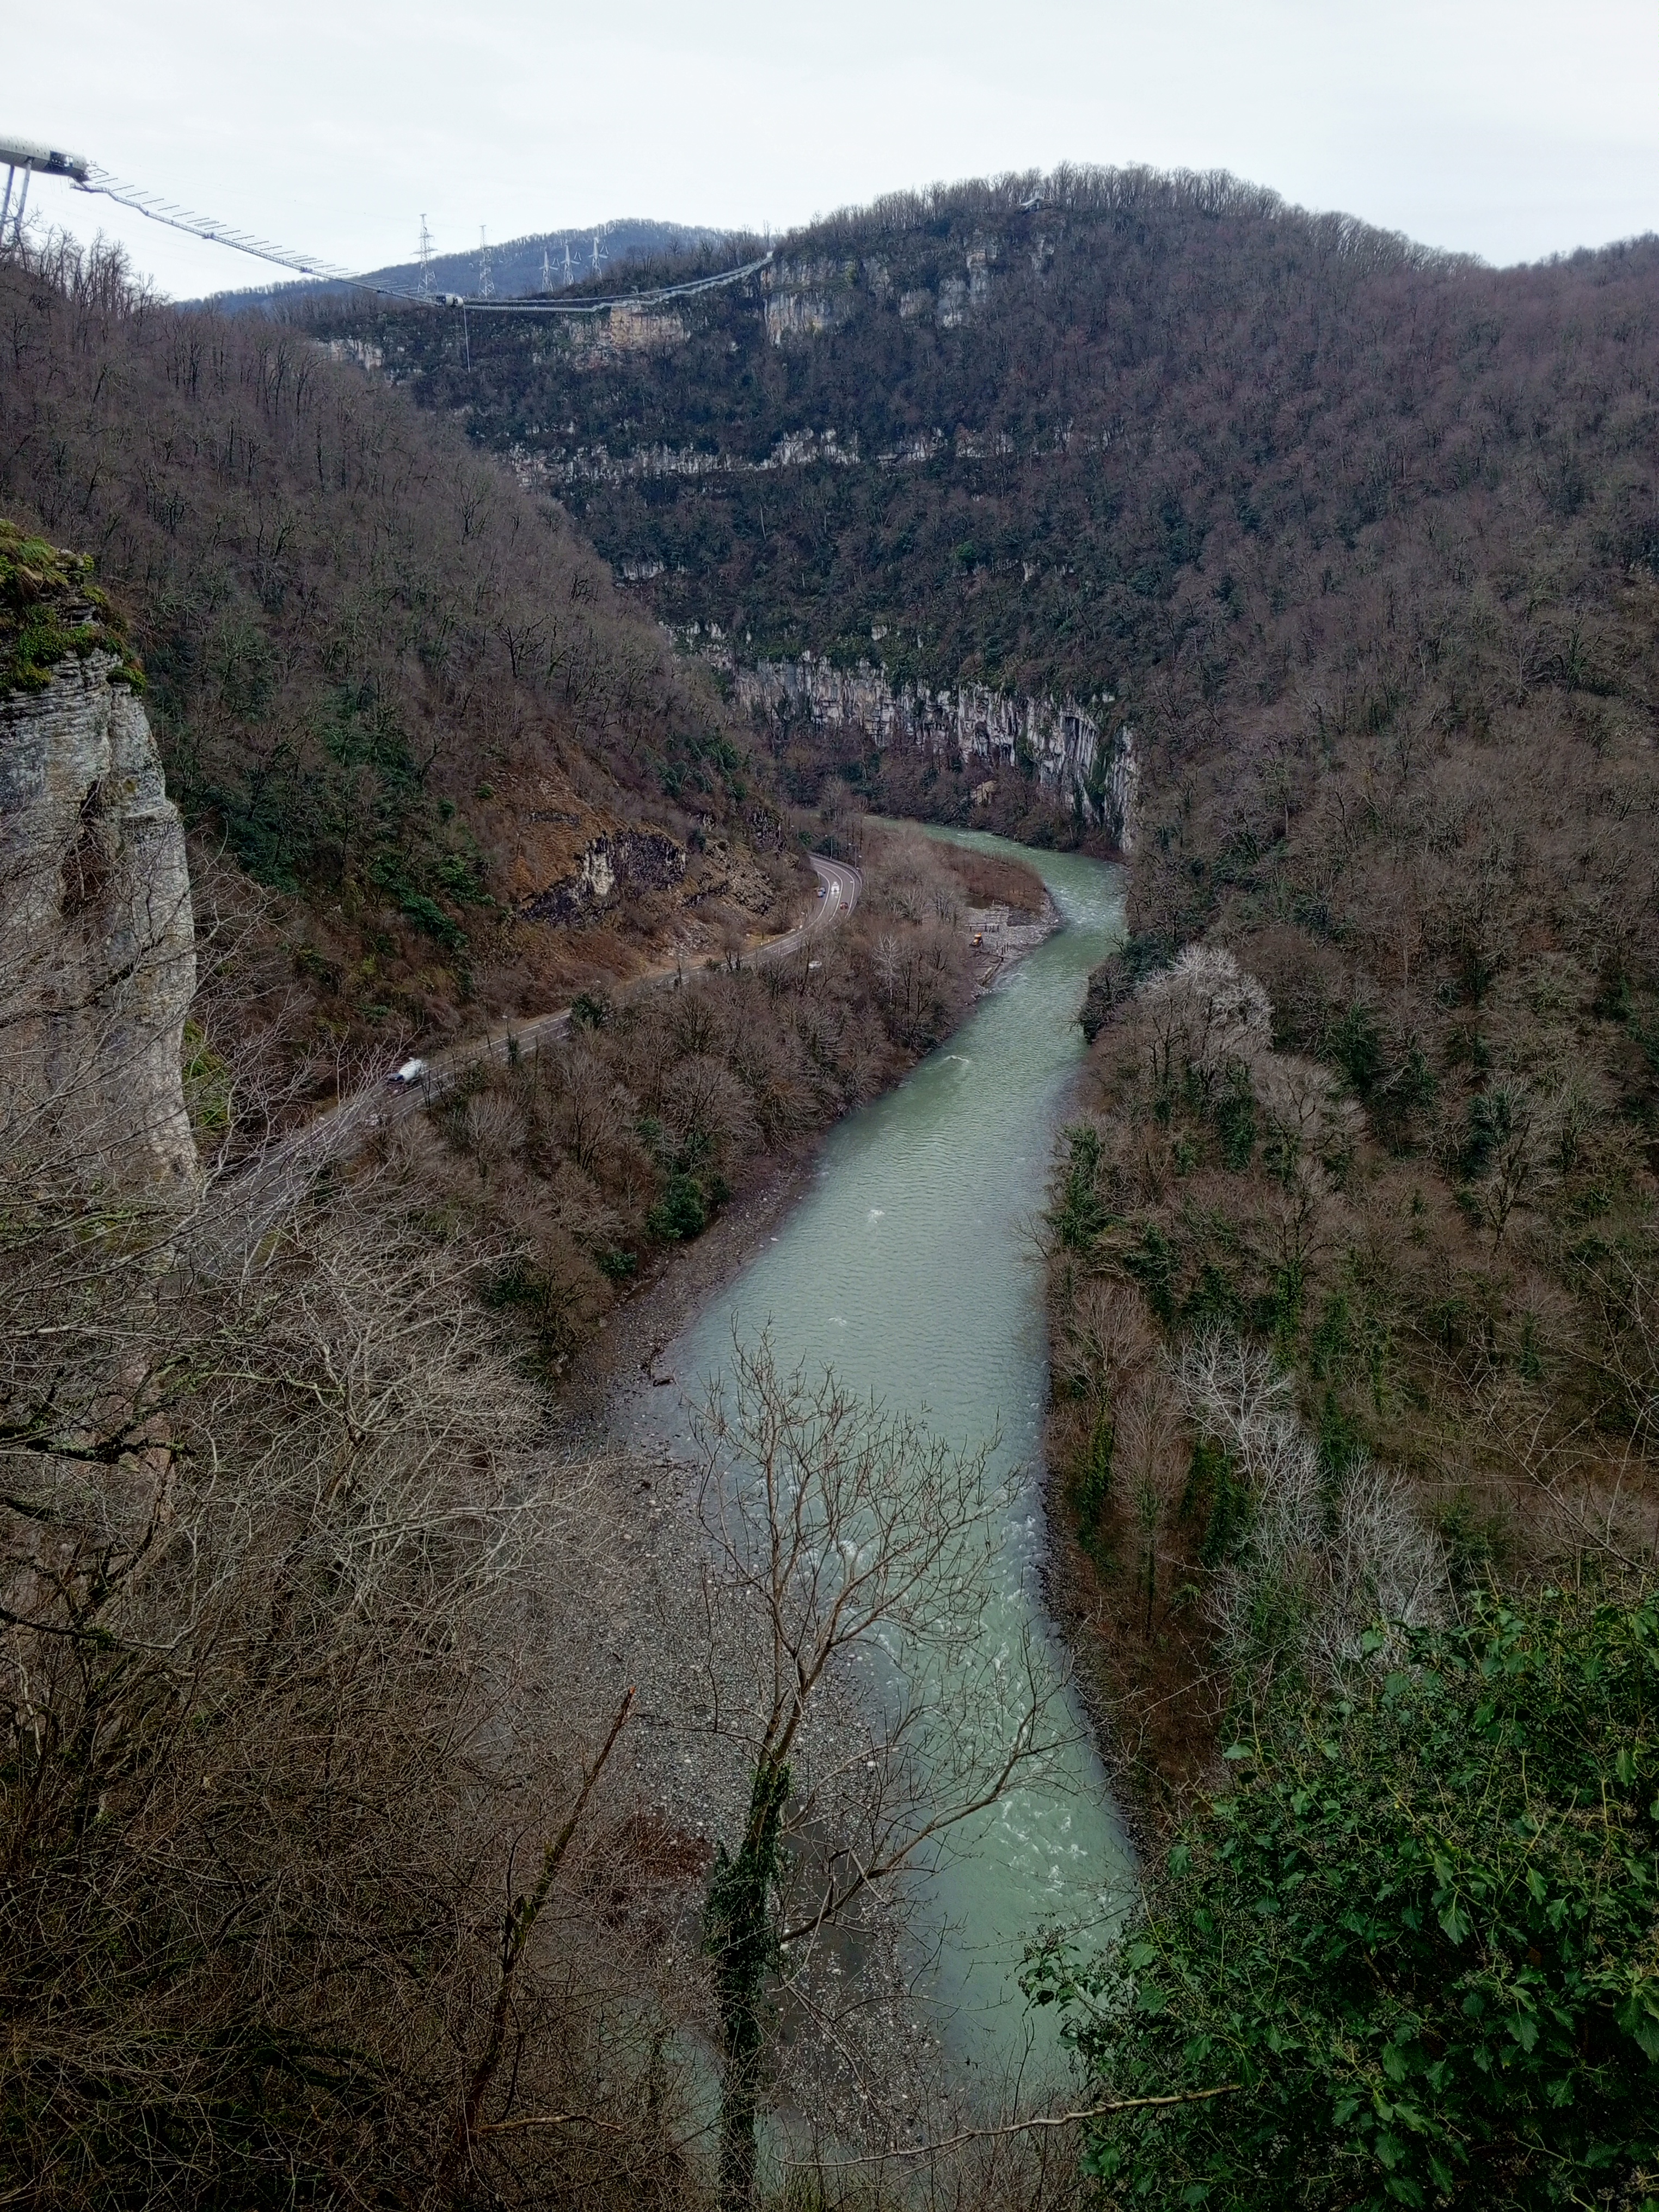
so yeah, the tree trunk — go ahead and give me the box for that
[705,1757,790,2211]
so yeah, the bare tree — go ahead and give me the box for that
[1175,1331,1447,1694]
[691,1334,1072,2209]
[1138,945,1271,1108]
[0,991,689,2203]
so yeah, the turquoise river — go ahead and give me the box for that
[621,828,1135,2071]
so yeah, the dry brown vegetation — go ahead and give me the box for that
[416,820,980,1383]
[0,1095,694,2205]
[930,841,1048,917]
[0,234,798,1050]
[322,168,1659,852]
[1050,895,1658,1820]
[895,186,1659,1826]
[689,1336,1072,2207]
[2,388,1052,2195]
[0,788,1087,2207]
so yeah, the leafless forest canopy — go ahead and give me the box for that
[312,169,1659,1791]
[0,236,788,1048]
[4,161,1659,2205]
[0,677,1033,2203]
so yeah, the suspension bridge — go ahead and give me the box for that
[0,134,771,319]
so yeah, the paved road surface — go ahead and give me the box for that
[379,852,861,1121]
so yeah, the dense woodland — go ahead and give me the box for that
[4,487,1051,2203]
[4,160,1659,2206]
[318,168,1659,1717]
[408,824,1004,1380]
[318,165,1659,2201]
[0,781,1028,2207]
[0,236,800,1059]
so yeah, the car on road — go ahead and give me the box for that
[388,1058,427,1085]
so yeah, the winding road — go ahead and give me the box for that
[380,852,861,1118]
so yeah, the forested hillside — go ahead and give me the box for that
[314,168,1659,841]
[7,164,1657,2205]
[1,235,800,1058]
[2,344,1046,2201]
[319,149,1659,1974]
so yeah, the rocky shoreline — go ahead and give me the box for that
[564,889,1061,1427]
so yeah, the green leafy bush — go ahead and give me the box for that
[1027,1590,1659,2210]
[1055,1123,1110,1250]
[647,1172,709,1242]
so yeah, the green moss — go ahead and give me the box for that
[1,518,145,697]
[181,1020,232,1136]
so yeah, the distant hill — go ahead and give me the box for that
[308,167,1659,1603]
[202,216,727,312]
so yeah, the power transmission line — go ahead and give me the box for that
[2,136,773,325]
[460,250,772,315]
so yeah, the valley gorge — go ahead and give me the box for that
[4,150,1659,2211]
[730,653,1140,844]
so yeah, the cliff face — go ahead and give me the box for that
[1,652,198,1190]
[762,235,1004,345]
[520,828,688,925]
[734,655,1140,849]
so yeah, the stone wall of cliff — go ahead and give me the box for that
[733,655,1140,849]
[519,827,688,925]
[1,650,198,1190]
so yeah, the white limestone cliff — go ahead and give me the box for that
[1,653,198,1190]
[734,655,1139,849]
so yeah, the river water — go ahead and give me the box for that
[620,829,1133,2069]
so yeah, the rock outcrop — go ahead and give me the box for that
[1,648,198,1190]
[519,828,687,926]
[762,238,1001,344]
[734,655,1140,848]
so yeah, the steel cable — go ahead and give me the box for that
[78,167,771,314]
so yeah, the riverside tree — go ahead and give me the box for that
[691,1334,1072,2209]
[1024,1588,1659,2211]
[0,860,690,2208]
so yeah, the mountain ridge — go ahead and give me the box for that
[0,231,806,1083]
[200,216,728,312]
[311,155,1659,1795]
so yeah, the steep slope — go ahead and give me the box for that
[314,164,1659,1790]
[1,525,197,1188]
[0,236,804,1059]
[313,166,1659,842]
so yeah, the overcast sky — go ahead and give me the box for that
[10,0,1657,297]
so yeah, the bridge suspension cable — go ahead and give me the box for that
[1,137,771,314]
[456,249,774,314]
[83,164,382,290]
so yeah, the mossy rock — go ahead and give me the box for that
[1,517,145,697]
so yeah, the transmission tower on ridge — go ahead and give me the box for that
[590,229,606,275]
[418,214,434,296]
[477,227,495,299]
[541,242,552,292]
[562,236,574,284]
